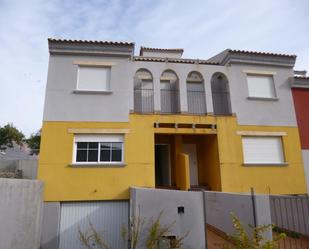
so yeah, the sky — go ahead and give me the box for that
[0,0,308,136]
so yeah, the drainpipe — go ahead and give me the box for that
[202,190,208,249]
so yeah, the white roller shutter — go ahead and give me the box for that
[247,75,276,98]
[77,66,111,91]
[242,136,284,164]
[59,201,129,249]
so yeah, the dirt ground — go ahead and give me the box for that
[206,229,235,249]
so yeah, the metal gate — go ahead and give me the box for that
[270,195,309,248]
[59,201,129,249]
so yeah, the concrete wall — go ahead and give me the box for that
[0,178,44,249]
[40,202,60,249]
[205,191,272,239]
[130,187,206,249]
[0,159,38,179]
[228,64,297,126]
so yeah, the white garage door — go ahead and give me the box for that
[59,201,129,249]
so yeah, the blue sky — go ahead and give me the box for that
[0,0,308,136]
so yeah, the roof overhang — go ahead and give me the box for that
[48,38,135,58]
[208,49,296,68]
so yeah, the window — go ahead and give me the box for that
[246,74,276,98]
[77,66,111,91]
[242,136,285,164]
[73,135,124,165]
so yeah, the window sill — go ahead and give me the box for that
[247,96,279,101]
[70,162,126,167]
[243,162,288,167]
[72,90,113,95]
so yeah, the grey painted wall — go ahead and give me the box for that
[227,64,297,126]
[43,55,134,122]
[40,202,61,249]
[0,179,44,249]
[44,52,297,128]
[302,150,309,193]
[130,187,206,249]
[205,191,272,239]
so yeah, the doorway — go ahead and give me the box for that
[183,144,199,186]
[155,144,171,187]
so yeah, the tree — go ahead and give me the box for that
[26,130,41,155]
[0,123,25,150]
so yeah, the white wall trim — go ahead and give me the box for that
[237,131,287,136]
[73,61,116,67]
[243,70,277,75]
[68,128,130,134]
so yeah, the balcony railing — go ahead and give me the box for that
[187,90,207,115]
[134,89,154,113]
[212,92,232,115]
[160,89,180,114]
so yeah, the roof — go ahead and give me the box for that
[48,38,134,46]
[140,46,184,56]
[294,76,309,80]
[207,49,297,67]
[227,49,296,58]
[134,56,219,65]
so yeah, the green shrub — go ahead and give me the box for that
[223,213,286,249]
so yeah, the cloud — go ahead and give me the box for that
[0,0,308,136]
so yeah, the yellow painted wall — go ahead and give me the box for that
[38,114,307,201]
[38,119,156,201]
[216,116,307,195]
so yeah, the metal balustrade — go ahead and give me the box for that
[160,89,180,114]
[187,90,207,115]
[133,89,154,113]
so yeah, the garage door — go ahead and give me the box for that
[59,201,129,249]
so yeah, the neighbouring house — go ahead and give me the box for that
[291,71,309,193]
[0,142,38,179]
[38,39,308,249]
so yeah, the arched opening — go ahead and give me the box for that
[160,70,180,113]
[211,72,232,115]
[186,71,206,114]
[134,69,154,113]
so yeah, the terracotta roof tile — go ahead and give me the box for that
[134,56,219,65]
[48,38,134,46]
[228,49,296,58]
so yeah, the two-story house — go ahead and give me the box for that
[38,39,307,249]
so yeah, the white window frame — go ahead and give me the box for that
[241,135,287,166]
[245,72,278,100]
[75,65,112,93]
[72,134,124,166]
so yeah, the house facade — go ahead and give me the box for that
[38,39,307,248]
[291,73,309,193]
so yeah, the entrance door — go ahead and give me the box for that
[183,144,199,186]
[155,144,171,187]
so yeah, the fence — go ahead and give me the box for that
[270,195,309,248]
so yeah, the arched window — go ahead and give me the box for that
[211,72,232,115]
[186,71,206,114]
[160,70,180,113]
[134,69,154,113]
